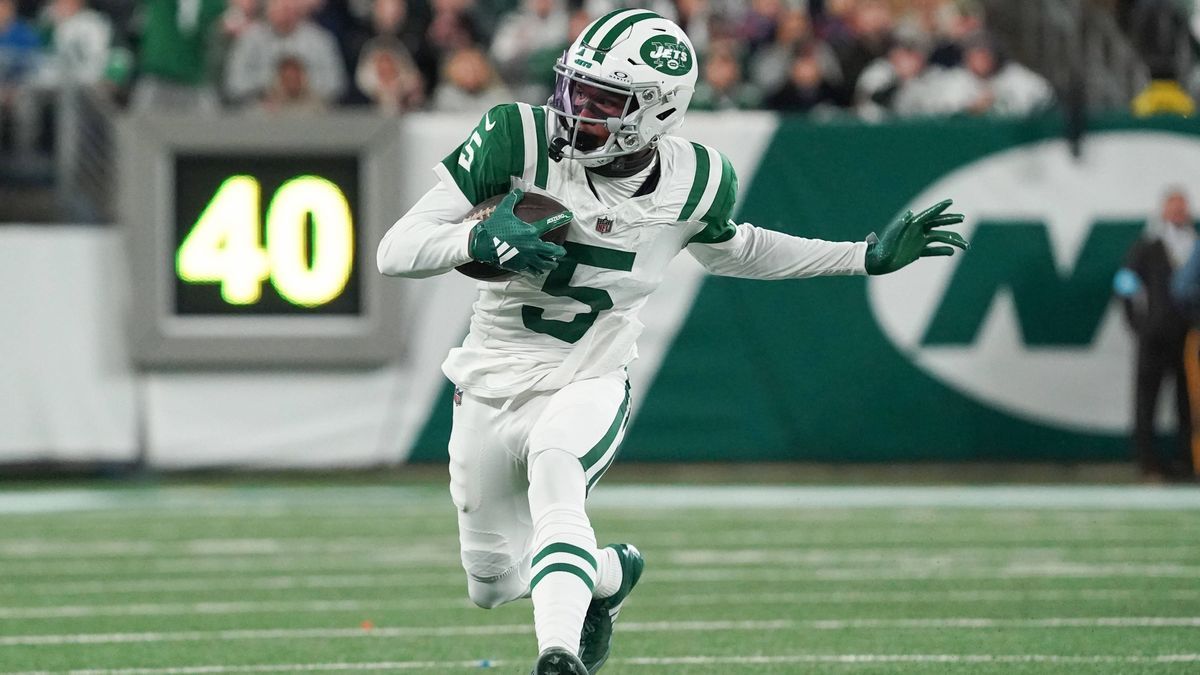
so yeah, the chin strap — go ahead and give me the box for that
[548,137,569,163]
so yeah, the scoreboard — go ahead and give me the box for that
[121,115,405,366]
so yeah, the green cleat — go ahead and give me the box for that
[531,647,588,675]
[578,543,644,674]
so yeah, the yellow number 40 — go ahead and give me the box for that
[176,175,354,307]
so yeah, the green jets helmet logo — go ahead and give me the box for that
[640,36,692,76]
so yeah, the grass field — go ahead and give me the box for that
[2,482,1200,674]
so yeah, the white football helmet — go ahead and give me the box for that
[548,9,698,167]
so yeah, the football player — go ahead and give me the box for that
[377,9,967,674]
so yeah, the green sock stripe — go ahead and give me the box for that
[531,542,597,570]
[580,381,632,472]
[531,562,595,592]
[680,143,711,221]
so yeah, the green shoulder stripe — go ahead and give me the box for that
[438,103,524,205]
[688,149,739,245]
[679,142,711,222]
[532,106,549,189]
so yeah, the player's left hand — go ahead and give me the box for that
[865,199,968,275]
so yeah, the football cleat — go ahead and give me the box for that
[531,646,588,675]
[578,543,644,674]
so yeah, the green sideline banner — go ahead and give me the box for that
[411,113,1200,462]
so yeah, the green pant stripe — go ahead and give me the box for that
[532,106,548,189]
[586,405,629,492]
[680,142,711,221]
[580,380,631,472]
[531,562,595,591]
[531,542,597,569]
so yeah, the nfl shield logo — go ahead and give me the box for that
[453,388,463,406]
[595,216,614,234]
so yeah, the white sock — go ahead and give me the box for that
[531,557,593,653]
[593,545,622,599]
[528,450,599,654]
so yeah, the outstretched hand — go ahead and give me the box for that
[865,199,968,275]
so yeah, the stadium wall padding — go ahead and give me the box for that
[4,113,1200,468]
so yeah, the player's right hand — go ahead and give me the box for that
[467,189,570,275]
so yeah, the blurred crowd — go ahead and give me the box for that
[0,0,1060,141]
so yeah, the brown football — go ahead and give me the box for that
[455,192,572,281]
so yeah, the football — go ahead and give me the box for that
[455,192,572,281]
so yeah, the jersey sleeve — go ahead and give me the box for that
[681,144,739,245]
[436,103,525,206]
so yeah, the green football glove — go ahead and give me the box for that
[865,199,968,275]
[467,189,571,275]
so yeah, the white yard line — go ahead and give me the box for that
[2,618,1198,647]
[3,543,1197,565]
[3,588,1200,620]
[0,599,457,620]
[6,545,1200,578]
[5,486,1200,516]
[9,562,1200,598]
[8,653,1200,674]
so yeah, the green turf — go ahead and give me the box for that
[1,484,1199,674]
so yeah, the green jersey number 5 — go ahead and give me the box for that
[522,242,636,343]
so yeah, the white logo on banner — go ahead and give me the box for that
[867,132,1200,433]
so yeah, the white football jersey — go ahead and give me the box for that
[373,102,865,397]
[434,102,744,398]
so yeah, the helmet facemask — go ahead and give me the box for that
[549,56,654,167]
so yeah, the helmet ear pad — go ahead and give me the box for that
[629,85,694,149]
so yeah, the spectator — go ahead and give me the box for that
[356,37,425,113]
[750,8,843,95]
[1133,61,1195,117]
[33,0,113,88]
[490,0,568,105]
[854,28,943,119]
[345,0,429,102]
[833,0,894,93]
[0,0,39,86]
[939,33,1054,116]
[765,42,847,113]
[220,0,261,41]
[736,0,790,52]
[258,54,327,113]
[431,45,511,114]
[814,0,857,47]
[1115,187,1198,482]
[0,0,38,154]
[926,0,985,68]
[224,0,346,107]
[674,0,712,56]
[421,0,484,95]
[130,0,225,114]
[691,38,763,111]
[585,0,678,25]
[10,0,110,156]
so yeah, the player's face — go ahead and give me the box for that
[571,82,630,144]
